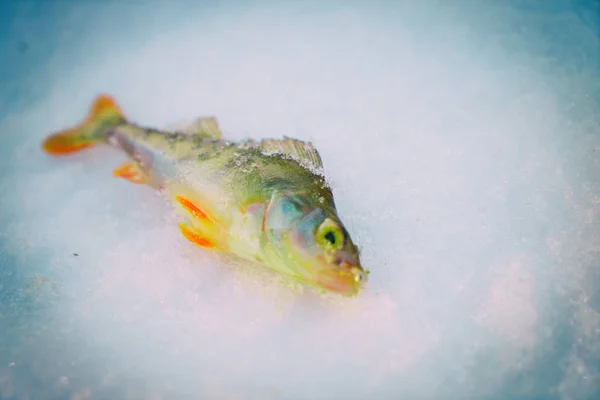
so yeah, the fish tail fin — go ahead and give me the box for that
[42,94,126,155]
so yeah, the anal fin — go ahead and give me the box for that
[113,161,147,184]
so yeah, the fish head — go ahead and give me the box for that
[263,192,367,296]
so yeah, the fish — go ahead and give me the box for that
[42,95,368,296]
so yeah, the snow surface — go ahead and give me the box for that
[1,1,599,399]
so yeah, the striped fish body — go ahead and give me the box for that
[42,95,367,296]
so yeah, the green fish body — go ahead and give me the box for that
[42,95,367,296]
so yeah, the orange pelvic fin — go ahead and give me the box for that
[178,223,216,248]
[113,161,147,184]
[42,94,125,156]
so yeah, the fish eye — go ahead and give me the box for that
[316,218,344,251]
[324,231,337,245]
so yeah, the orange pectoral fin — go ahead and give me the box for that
[178,223,215,248]
[174,194,224,249]
[113,161,147,184]
[175,195,211,222]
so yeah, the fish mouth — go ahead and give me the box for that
[312,263,367,296]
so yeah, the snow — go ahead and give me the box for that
[1,1,599,399]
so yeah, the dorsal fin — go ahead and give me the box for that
[256,136,323,171]
[166,117,222,140]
